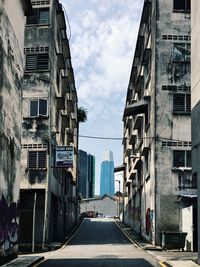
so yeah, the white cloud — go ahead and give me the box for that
[60,0,143,193]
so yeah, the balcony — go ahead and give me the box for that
[135,36,144,58]
[141,0,151,24]
[142,48,151,66]
[61,75,70,94]
[61,113,70,128]
[66,128,74,144]
[129,132,137,145]
[141,139,150,156]
[67,99,74,113]
[57,5,66,30]
[70,113,77,129]
[124,99,148,117]
[136,75,144,93]
[56,97,65,110]
[133,115,143,130]
[56,52,65,70]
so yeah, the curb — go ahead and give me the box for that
[115,220,174,267]
[28,257,45,267]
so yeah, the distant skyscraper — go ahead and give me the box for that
[78,150,95,198]
[100,150,114,196]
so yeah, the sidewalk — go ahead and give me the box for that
[116,219,199,267]
[1,256,44,267]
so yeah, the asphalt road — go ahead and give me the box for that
[37,218,159,267]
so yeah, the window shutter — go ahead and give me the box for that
[173,94,185,112]
[26,54,37,70]
[28,151,37,169]
[30,100,38,117]
[38,54,49,70]
[38,151,47,168]
[39,99,47,116]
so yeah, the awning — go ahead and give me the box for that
[124,99,148,117]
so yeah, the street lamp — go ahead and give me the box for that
[115,179,121,218]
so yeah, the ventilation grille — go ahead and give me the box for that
[162,141,191,147]
[22,144,47,149]
[31,0,50,6]
[162,35,191,41]
[24,47,49,54]
[162,85,190,92]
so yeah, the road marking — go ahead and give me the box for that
[32,258,46,267]
[159,261,168,267]
[114,220,142,250]
[61,219,85,248]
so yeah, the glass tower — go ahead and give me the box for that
[100,150,114,196]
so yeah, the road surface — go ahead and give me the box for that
[37,218,159,267]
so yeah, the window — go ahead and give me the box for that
[172,43,190,63]
[27,8,49,25]
[173,94,191,113]
[30,99,48,117]
[26,53,49,71]
[173,0,190,12]
[28,151,47,169]
[173,150,191,167]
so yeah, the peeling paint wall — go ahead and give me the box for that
[0,0,26,260]
[20,0,78,245]
[123,0,194,247]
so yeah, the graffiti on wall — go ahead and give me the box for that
[146,208,154,236]
[0,195,18,256]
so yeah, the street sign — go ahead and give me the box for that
[55,146,74,168]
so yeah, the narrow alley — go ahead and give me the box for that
[35,218,158,267]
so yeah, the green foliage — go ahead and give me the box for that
[78,107,88,123]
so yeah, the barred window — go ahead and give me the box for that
[173,0,190,12]
[27,8,49,25]
[173,150,191,167]
[26,53,49,71]
[30,99,48,117]
[28,151,47,169]
[173,94,191,113]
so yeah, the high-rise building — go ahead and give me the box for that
[19,0,78,246]
[100,150,114,196]
[123,0,196,249]
[0,0,31,261]
[88,154,95,198]
[78,150,95,198]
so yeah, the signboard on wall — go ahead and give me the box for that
[55,146,74,167]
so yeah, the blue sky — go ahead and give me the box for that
[60,0,143,195]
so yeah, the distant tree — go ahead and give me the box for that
[78,107,88,123]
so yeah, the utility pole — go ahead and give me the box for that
[32,192,37,253]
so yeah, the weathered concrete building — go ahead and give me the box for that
[19,0,78,247]
[191,0,200,261]
[123,0,196,250]
[0,0,31,262]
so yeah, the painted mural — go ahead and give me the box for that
[0,195,18,257]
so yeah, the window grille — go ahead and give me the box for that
[26,53,49,71]
[27,8,49,25]
[31,0,50,6]
[28,151,47,169]
[173,93,191,113]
